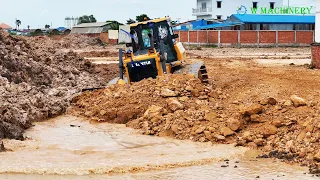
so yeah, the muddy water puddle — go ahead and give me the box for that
[0,115,317,179]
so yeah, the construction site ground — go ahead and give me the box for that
[0,31,319,179]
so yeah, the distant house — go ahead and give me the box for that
[0,23,13,30]
[71,22,112,34]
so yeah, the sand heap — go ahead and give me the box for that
[72,73,319,173]
[0,29,105,140]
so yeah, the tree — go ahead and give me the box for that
[136,14,150,22]
[27,25,30,30]
[45,24,50,29]
[78,15,97,24]
[15,19,21,30]
[126,18,136,24]
[106,20,123,30]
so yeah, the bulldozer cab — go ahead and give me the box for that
[128,18,178,63]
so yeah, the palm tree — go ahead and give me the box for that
[15,19,21,30]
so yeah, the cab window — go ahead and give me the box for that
[141,29,153,48]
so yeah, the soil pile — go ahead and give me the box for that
[72,73,319,173]
[58,34,103,49]
[72,74,212,124]
[79,50,118,58]
[28,34,103,50]
[0,30,104,140]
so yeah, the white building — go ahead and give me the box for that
[193,0,316,20]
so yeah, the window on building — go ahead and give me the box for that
[202,2,206,9]
[217,1,222,8]
[270,2,275,9]
[253,2,258,8]
[217,15,222,20]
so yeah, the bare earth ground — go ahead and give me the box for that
[1,35,319,178]
[72,46,319,174]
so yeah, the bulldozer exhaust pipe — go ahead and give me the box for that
[159,40,167,74]
[148,33,155,49]
[119,48,124,79]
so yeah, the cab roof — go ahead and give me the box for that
[130,17,169,27]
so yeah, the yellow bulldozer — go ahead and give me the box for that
[84,17,208,91]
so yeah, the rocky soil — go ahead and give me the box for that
[72,50,320,174]
[0,29,106,140]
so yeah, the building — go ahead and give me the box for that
[230,14,315,30]
[193,14,315,30]
[71,22,112,34]
[0,23,13,31]
[192,0,316,20]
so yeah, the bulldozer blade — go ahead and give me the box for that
[81,77,128,92]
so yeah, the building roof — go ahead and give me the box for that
[71,27,105,34]
[232,14,315,24]
[193,22,243,30]
[73,22,111,28]
[57,27,66,31]
[47,29,59,33]
[0,23,12,29]
[29,29,42,33]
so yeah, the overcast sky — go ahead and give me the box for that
[0,0,195,29]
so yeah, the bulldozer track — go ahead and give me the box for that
[173,61,209,84]
[198,65,209,84]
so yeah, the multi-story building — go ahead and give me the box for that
[192,0,316,20]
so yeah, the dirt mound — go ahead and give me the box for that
[58,34,103,49]
[28,34,103,50]
[72,74,211,123]
[79,50,118,58]
[0,30,105,140]
[72,73,319,173]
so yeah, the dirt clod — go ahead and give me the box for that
[290,95,307,107]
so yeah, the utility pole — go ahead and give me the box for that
[315,0,320,42]
[311,0,320,68]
